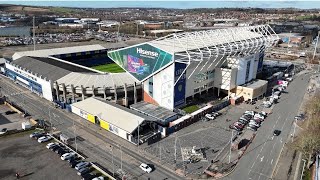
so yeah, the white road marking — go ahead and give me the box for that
[260,156,264,162]
[251,153,260,169]
[271,159,273,164]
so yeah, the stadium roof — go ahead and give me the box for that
[56,71,138,88]
[71,97,156,133]
[148,25,279,63]
[12,44,106,60]
[11,56,94,81]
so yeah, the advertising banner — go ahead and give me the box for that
[174,62,186,107]
[108,43,173,81]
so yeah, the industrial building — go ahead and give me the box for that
[71,97,159,144]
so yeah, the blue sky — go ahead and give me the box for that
[1,1,320,9]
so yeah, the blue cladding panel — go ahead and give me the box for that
[174,63,186,107]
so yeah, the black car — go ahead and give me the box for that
[58,149,68,156]
[54,147,63,153]
[273,130,281,136]
[5,110,16,115]
[69,160,80,168]
[81,173,95,180]
[51,145,61,151]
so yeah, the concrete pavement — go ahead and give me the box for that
[0,76,181,180]
[223,71,312,180]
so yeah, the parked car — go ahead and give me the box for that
[0,128,8,135]
[229,125,242,131]
[254,113,265,120]
[205,114,215,120]
[252,118,263,124]
[61,152,76,160]
[38,136,52,143]
[238,119,248,125]
[139,163,152,173]
[30,132,45,139]
[81,173,96,180]
[233,122,244,129]
[51,145,61,151]
[77,167,92,176]
[295,113,305,121]
[46,142,57,149]
[247,126,258,132]
[241,114,252,120]
[75,162,91,170]
[212,112,222,117]
[260,111,268,117]
[244,111,256,116]
[69,160,80,168]
[92,176,104,180]
[273,130,281,136]
[58,149,68,156]
[249,121,260,127]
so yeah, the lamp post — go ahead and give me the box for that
[229,130,234,164]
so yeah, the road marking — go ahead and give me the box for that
[251,153,260,169]
[260,156,264,162]
[271,159,273,164]
[280,138,282,143]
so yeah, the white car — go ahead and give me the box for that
[139,163,152,173]
[46,142,56,149]
[254,113,265,120]
[92,176,104,180]
[61,152,76,160]
[260,111,267,117]
[249,121,260,128]
[205,114,215,120]
[37,136,52,143]
[75,162,90,170]
[244,111,255,116]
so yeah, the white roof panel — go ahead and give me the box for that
[71,97,148,133]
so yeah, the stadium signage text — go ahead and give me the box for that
[137,48,159,58]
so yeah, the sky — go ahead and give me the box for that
[1,1,320,9]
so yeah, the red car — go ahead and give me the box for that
[233,122,245,129]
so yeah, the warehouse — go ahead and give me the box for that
[71,97,159,144]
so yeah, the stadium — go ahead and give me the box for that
[6,44,143,108]
[4,25,279,144]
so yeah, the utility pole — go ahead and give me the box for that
[33,16,36,51]
[137,120,140,147]
[229,130,234,164]
[174,132,177,164]
[120,145,122,171]
[73,119,78,152]
[48,107,53,134]
[111,146,114,177]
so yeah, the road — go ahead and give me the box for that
[0,76,181,180]
[224,71,311,180]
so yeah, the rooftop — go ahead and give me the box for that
[71,97,157,133]
[11,56,94,81]
[130,101,177,121]
[241,79,268,89]
[56,71,138,88]
[12,44,106,60]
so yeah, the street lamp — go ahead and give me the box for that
[229,130,234,164]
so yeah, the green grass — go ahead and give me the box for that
[302,168,312,180]
[91,63,125,73]
[182,105,200,113]
[49,7,78,14]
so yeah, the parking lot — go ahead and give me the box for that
[0,132,80,180]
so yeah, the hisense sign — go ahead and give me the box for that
[137,48,159,58]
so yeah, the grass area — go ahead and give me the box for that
[302,168,312,180]
[182,105,200,113]
[91,63,125,73]
[49,7,78,14]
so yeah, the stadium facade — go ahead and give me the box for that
[108,25,279,110]
[6,45,142,107]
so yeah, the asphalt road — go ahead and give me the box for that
[0,76,181,180]
[224,72,312,180]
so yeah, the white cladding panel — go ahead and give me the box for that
[153,64,175,110]
[5,63,53,101]
[185,55,226,98]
